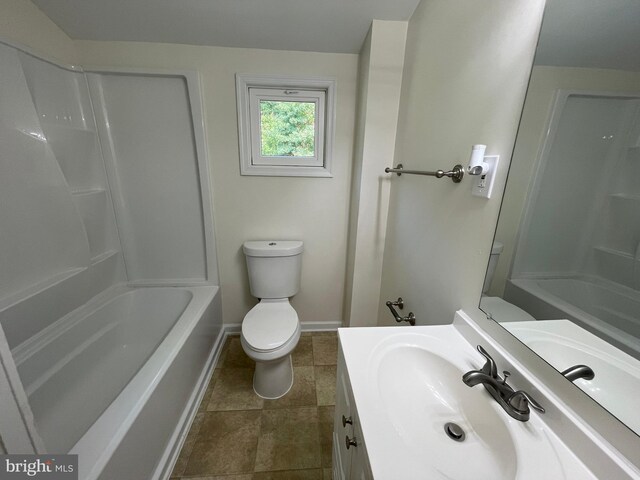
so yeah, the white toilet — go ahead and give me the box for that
[240,240,303,399]
[481,241,536,322]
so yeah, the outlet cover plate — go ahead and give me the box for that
[471,155,500,199]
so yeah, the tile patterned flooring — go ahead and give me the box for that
[170,331,338,480]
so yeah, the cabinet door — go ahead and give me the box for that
[349,413,372,480]
[333,351,354,480]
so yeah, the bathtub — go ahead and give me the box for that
[10,284,222,480]
[504,275,640,360]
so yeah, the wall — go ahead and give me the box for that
[491,66,640,296]
[0,0,78,64]
[378,0,545,326]
[76,41,358,326]
[343,20,407,327]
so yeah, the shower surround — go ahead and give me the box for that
[0,40,221,480]
[505,91,640,359]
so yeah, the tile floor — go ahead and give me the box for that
[170,331,338,480]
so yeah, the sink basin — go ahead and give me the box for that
[338,326,593,479]
[503,319,640,435]
[375,340,517,478]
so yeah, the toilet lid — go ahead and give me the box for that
[242,301,299,352]
[480,296,536,322]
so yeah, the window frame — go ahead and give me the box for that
[236,74,336,177]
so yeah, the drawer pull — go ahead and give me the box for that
[342,415,353,427]
[345,435,358,449]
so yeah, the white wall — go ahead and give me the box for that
[344,20,407,327]
[378,0,545,326]
[491,66,640,296]
[76,41,358,326]
[0,0,78,64]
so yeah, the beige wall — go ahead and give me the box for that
[378,0,545,326]
[490,66,640,296]
[0,0,77,64]
[76,41,358,326]
[343,20,407,327]
[1,0,546,330]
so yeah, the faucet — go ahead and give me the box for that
[384,297,416,326]
[561,364,595,382]
[462,345,545,422]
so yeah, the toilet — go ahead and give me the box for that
[481,241,536,322]
[240,240,303,399]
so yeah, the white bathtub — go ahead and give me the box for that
[11,284,222,480]
[504,275,640,360]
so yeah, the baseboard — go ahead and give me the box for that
[222,321,342,336]
[300,321,343,331]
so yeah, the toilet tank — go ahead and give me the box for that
[483,241,504,294]
[243,241,303,299]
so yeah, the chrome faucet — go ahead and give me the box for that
[462,345,545,422]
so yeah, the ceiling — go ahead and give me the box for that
[30,0,420,54]
[535,0,640,71]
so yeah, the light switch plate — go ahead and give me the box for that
[471,155,499,199]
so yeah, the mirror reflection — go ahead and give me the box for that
[480,0,640,435]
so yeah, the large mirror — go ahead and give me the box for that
[480,0,640,436]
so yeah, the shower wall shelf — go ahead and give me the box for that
[384,163,465,183]
[593,245,633,259]
[610,193,640,202]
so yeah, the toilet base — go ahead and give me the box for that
[253,355,294,399]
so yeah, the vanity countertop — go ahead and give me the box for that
[338,325,597,479]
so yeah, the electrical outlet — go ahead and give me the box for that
[471,155,499,198]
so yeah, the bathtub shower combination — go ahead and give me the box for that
[504,90,640,360]
[0,40,222,479]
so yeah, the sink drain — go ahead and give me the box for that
[444,422,465,442]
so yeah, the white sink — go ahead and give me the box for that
[339,326,597,480]
[503,319,640,435]
[375,339,517,478]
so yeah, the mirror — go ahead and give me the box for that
[480,0,640,436]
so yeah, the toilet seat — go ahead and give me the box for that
[480,296,536,322]
[242,300,299,352]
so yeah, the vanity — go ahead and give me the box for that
[332,312,639,479]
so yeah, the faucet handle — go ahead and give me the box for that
[508,390,545,414]
[476,345,498,378]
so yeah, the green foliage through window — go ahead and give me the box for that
[260,100,316,157]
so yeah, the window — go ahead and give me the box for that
[236,74,336,177]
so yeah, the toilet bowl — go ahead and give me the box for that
[241,299,301,398]
[240,240,303,399]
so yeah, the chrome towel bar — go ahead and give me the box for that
[384,163,465,183]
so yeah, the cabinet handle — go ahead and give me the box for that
[345,435,358,449]
[342,415,353,427]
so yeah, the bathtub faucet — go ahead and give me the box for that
[462,345,545,422]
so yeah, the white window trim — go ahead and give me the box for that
[236,74,336,177]
[249,88,325,167]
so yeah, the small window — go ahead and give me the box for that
[236,74,335,177]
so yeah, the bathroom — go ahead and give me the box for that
[0,0,639,478]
